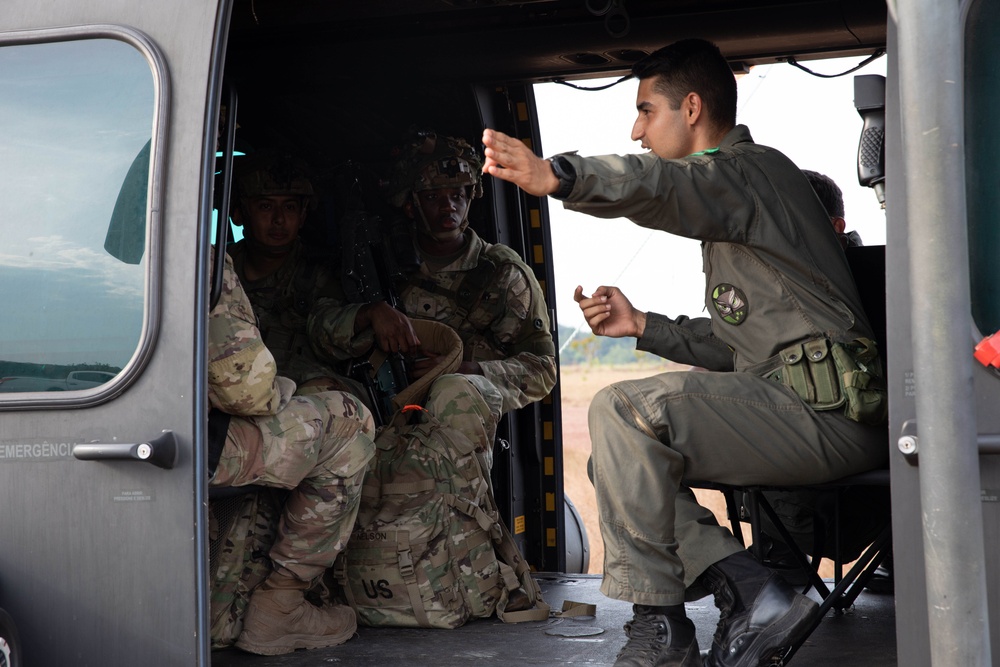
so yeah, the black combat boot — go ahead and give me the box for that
[698,551,818,667]
[614,604,701,667]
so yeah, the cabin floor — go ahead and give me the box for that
[211,573,896,666]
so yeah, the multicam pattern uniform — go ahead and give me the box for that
[228,239,362,396]
[208,253,376,584]
[308,228,556,416]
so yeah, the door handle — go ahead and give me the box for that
[73,431,177,469]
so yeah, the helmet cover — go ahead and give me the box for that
[388,132,483,207]
[235,152,316,208]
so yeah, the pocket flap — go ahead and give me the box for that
[803,339,830,363]
[779,343,805,365]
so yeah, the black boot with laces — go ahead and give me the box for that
[614,604,701,667]
[698,551,819,667]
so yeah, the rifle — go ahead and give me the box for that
[339,203,418,426]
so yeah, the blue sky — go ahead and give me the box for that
[0,39,151,368]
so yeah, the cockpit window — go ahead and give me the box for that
[0,38,155,396]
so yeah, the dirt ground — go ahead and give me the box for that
[559,363,839,578]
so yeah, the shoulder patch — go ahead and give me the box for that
[711,283,749,325]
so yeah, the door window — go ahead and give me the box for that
[0,37,155,396]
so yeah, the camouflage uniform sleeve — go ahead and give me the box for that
[307,297,376,363]
[208,254,292,416]
[477,261,557,413]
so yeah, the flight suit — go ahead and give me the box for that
[556,125,888,606]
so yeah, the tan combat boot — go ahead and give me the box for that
[235,573,357,656]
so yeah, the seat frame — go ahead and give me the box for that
[694,469,891,664]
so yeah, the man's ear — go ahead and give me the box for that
[402,199,416,219]
[684,92,703,126]
[230,205,245,228]
[831,216,847,234]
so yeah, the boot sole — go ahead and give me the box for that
[235,627,356,656]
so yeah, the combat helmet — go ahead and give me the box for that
[234,151,316,210]
[388,131,483,209]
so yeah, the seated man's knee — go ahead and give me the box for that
[290,391,375,479]
[588,384,620,423]
[425,373,500,453]
[300,390,375,436]
[426,374,500,419]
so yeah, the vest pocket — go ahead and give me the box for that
[770,338,845,410]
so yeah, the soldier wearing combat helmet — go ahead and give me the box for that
[227,152,364,398]
[388,132,483,243]
[308,130,556,418]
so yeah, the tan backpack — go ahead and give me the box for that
[331,405,549,628]
[208,488,282,648]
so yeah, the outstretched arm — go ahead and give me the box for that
[574,285,647,339]
[482,128,560,197]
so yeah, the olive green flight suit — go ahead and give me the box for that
[557,125,887,606]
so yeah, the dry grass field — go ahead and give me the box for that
[559,363,840,578]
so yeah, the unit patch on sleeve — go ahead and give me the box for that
[711,283,749,325]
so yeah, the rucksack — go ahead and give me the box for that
[331,405,549,628]
[208,488,282,648]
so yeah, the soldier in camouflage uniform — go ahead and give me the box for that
[208,252,376,656]
[308,132,556,438]
[228,152,363,398]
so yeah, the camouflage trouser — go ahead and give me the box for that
[424,374,503,468]
[211,390,376,583]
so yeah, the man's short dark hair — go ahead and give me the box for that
[802,169,846,219]
[631,38,737,131]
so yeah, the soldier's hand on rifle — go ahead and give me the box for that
[356,301,421,354]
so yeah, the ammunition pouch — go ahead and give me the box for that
[766,337,887,426]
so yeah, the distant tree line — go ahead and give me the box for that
[557,324,664,366]
[0,360,121,379]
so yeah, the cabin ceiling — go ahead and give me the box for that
[229,0,887,82]
[223,0,887,197]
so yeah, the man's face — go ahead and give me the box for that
[414,186,470,242]
[630,76,693,159]
[242,195,307,249]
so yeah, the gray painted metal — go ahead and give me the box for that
[895,0,992,665]
[0,2,223,665]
